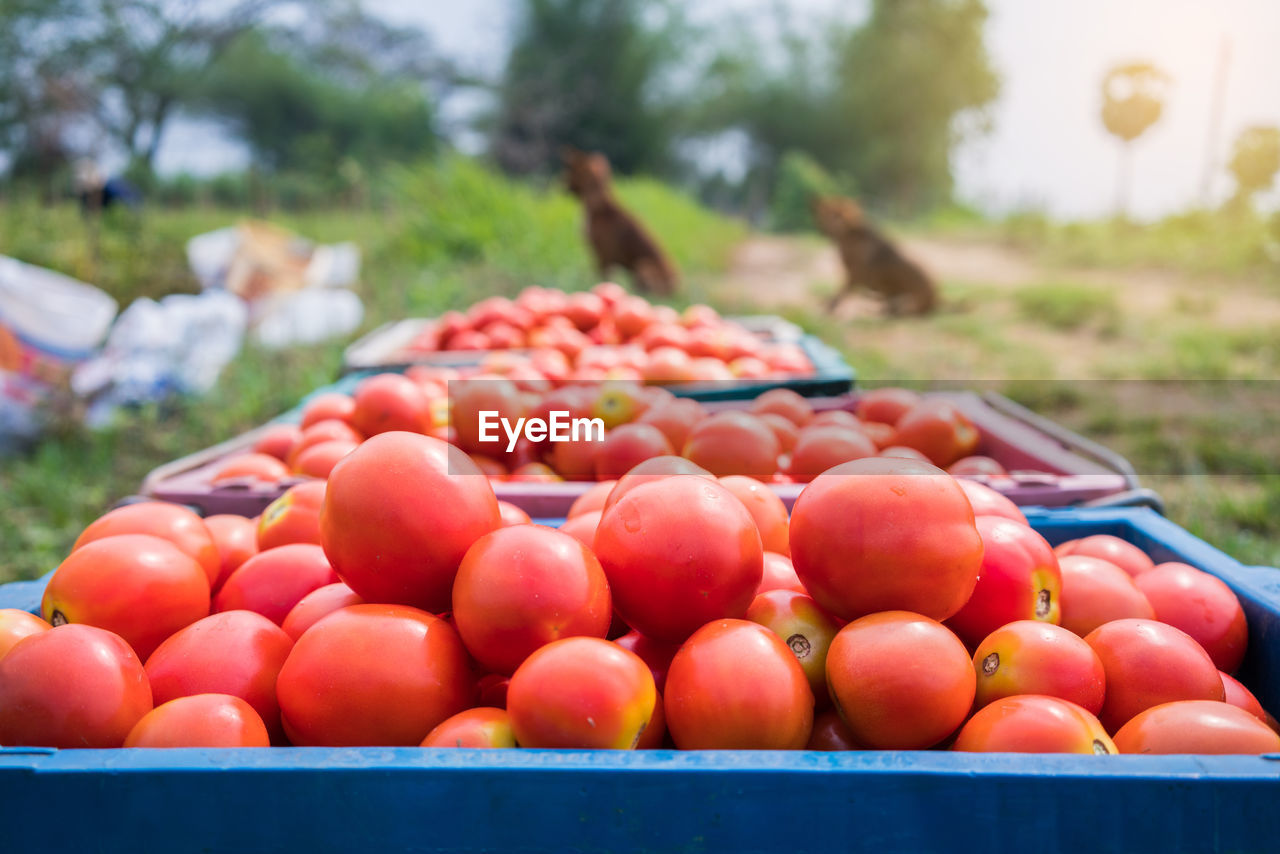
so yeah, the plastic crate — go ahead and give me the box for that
[140,389,1147,520]
[1,508,1278,853]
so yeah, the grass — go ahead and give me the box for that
[1013,282,1122,336]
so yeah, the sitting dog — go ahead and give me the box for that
[562,148,679,295]
[813,196,937,316]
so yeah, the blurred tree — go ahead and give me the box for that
[1101,62,1169,217]
[770,150,847,232]
[490,0,687,177]
[1227,125,1280,210]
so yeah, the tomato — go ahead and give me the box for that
[276,604,475,746]
[810,410,862,430]
[600,456,713,513]
[636,398,705,451]
[948,456,1008,477]
[589,381,653,429]
[145,609,294,743]
[0,624,152,748]
[956,479,1027,524]
[749,388,814,427]
[1113,700,1280,755]
[878,446,931,463]
[257,480,326,551]
[1134,562,1247,673]
[281,583,363,641]
[453,526,612,675]
[594,423,674,480]
[790,458,983,622]
[889,400,980,467]
[664,619,813,750]
[451,377,525,455]
[291,440,358,478]
[251,424,302,461]
[496,501,533,527]
[946,516,1061,648]
[786,426,877,483]
[1055,535,1153,577]
[807,709,861,750]
[214,544,339,626]
[212,453,290,484]
[204,514,258,591]
[1220,671,1272,726]
[421,707,516,748]
[0,609,51,660]
[746,590,842,703]
[507,636,655,749]
[953,695,1115,754]
[635,690,667,748]
[299,392,356,429]
[855,388,921,425]
[508,462,563,482]
[559,510,602,547]
[758,413,800,453]
[1058,555,1155,636]
[44,534,211,660]
[1084,619,1225,732]
[757,552,805,595]
[567,480,617,518]
[541,435,597,481]
[74,501,219,586]
[826,611,974,750]
[682,412,781,479]
[612,630,680,693]
[718,475,790,555]
[476,673,510,709]
[594,475,763,643]
[351,373,431,436]
[321,432,501,611]
[972,621,1106,715]
[286,420,363,468]
[125,694,270,748]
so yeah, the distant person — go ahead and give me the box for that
[74,159,141,214]
[562,147,679,295]
[813,196,937,316]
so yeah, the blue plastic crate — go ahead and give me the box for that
[2,507,1279,854]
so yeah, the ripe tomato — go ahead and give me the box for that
[746,590,842,703]
[276,604,475,746]
[257,480,326,551]
[956,478,1026,524]
[558,510,602,547]
[972,621,1106,715]
[1220,671,1272,726]
[748,388,814,427]
[757,552,805,595]
[496,501,533,527]
[758,413,800,453]
[321,432,501,611]
[145,609,294,743]
[790,457,983,622]
[635,690,668,748]
[636,398,705,451]
[1084,619,1225,732]
[612,630,680,693]
[786,425,877,483]
[507,636,655,749]
[948,455,1008,477]
[450,377,525,455]
[281,583,363,641]
[567,480,617,518]
[594,424,674,480]
[74,501,219,586]
[855,388,921,425]
[1055,535,1153,577]
[1058,556,1155,636]
[421,707,516,748]
[124,694,270,748]
[214,544,339,626]
[600,455,713,513]
[1134,563,1247,673]
[44,534,211,660]
[251,423,302,461]
[291,440,358,479]
[826,611,974,750]
[0,624,152,748]
[594,475,763,643]
[286,420,363,468]
[203,515,259,591]
[453,526,612,675]
[807,709,861,750]
[299,392,356,429]
[878,446,931,463]
[889,400,980,467]
[953,695,1115,754]
[211,453,290,485]
[682,412,780,478]
[351,373,431,436]
[719,475,791,555]
[0,609,51,660]
[664,619,813,750]
[1113,700,1280,755]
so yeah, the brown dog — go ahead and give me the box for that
[813,196,937,316]
[562,148,679,295]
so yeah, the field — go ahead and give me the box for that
[2,159,1277,581]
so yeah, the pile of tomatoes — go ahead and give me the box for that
[1,426,1275,756]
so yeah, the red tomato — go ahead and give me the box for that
[257,480,326,551]
[757,552,805,595]
[946,516,1061,648]
[1058,555,1155,636]
[664,619,813,749]
[558,510,602,547]
[636,398,705,451]
[878,446,931,462]
[453,526,612,675]
[1220,671,1271,726]
[786,426,877,483]
[251,424,302,461]
[568,480,616,517]
[321,433,501,611]
[214,544,339,626]
[450,377,525,455]
[948,455,1008,477]
[1055,535,1153,577]
[594,476,763,643]
[507,636,655,749]
[810,410,862,430]
[790,458,983,622]
[855,388,922,425]
[476,673,510,709]
[889,400,980,467]
[719,475,790,555]
[299,393,356,429]
[276,604,475,746]
[281,583,363,640]
[1113,700,1280,755]
[746,590,842,702]
[956,479,1027,524]
[1134,563,1247,673]
[74,501,219,586]
[204,515,259,592]
[749,388,814,427]
[682,412,781,479]
[125,694,270,748]
[211,453,289,485]
[758,413,800,453]
[594,423,674,480]
[600,455,713,513]
[44,534,211,660]
[0,609,51,660]
[807,709,861,750]
[826,611,975,749]
[612,630,680,693]
[508,462,563,483]
[496,501,533,527]
[0,624,152,748]
[421,707,516,748]
[953,695,1115,754]
[286,420,363,468]
[351,373,431,436]
[973,621,1106,715]
[291,440,358,479]
[1084,619,1225,732]
[145,610,294,743]
[635,689,668,749]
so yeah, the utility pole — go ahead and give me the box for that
[1200,36,1232,207]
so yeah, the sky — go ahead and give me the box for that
[157,0,1280,221]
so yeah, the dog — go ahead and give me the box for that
[813,196,937,316]
[562,147,679,295]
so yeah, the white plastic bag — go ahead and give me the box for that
[253,288,364,350]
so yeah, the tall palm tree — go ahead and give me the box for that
[1101,62,1169,217]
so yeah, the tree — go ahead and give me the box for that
[1227,125,1280,210]
[490,0,687,177]
[1101,62,1169,217]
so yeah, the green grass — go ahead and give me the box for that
[1014,281,1122,336]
